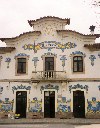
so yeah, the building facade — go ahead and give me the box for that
[0,16,100,119]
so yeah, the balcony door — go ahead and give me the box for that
[45,57,54,78]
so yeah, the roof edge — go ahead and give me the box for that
[28,16,70,27]
[0,31,41,42]
[57,30,98,37]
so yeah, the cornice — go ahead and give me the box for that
[0,47,16,54]
[84,43,100,51]
[0,78,100,83]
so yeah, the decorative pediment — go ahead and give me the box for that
[41,52,57,59]
[14,53,30,59]
[40,84,59,92]
[70,51,86,57]
[12,84,31,93]
[69,84,88,93]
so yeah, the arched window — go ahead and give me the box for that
[73,56,83,72]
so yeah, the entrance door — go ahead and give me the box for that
[44,91,55,118]
[16,91,27,118]
[73,91,85,118]
[45,57,54,78]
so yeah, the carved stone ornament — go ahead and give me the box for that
[69,84,88,93]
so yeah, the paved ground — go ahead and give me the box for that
[0,124,100,128]
[75,124,100,128]
[0,124,79,128]
[0,118,100,128]
[0,118,100,125]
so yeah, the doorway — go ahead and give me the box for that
[73,91,85,118]
[44,91,55,118]
[16,91,27,118]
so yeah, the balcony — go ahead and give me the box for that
[31,71,67,82]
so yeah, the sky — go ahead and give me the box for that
[0,0,100,47]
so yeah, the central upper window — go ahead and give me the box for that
[45,57,54,71]
[17,58,26,74]
[73,56,83,72]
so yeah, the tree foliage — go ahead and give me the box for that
[84,0,100,32]
[92,0,100,6]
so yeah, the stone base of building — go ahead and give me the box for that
[1,112,100,119]
[55,112,74,119]
[27,112,74,119]
[0,112,8,119]
[0,112,14,119]
[26,112,43,119]
[86,113,100,119]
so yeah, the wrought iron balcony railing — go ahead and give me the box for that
[31,70,67,80]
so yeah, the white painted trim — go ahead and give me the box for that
[42,89,57,114]
[71,89,87,115]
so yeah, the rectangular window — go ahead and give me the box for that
[45,57,54,71]
[45,57,54,78]
[73,56,83,72]
[17,58,26,74]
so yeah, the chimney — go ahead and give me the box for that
[89,25,95,34]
